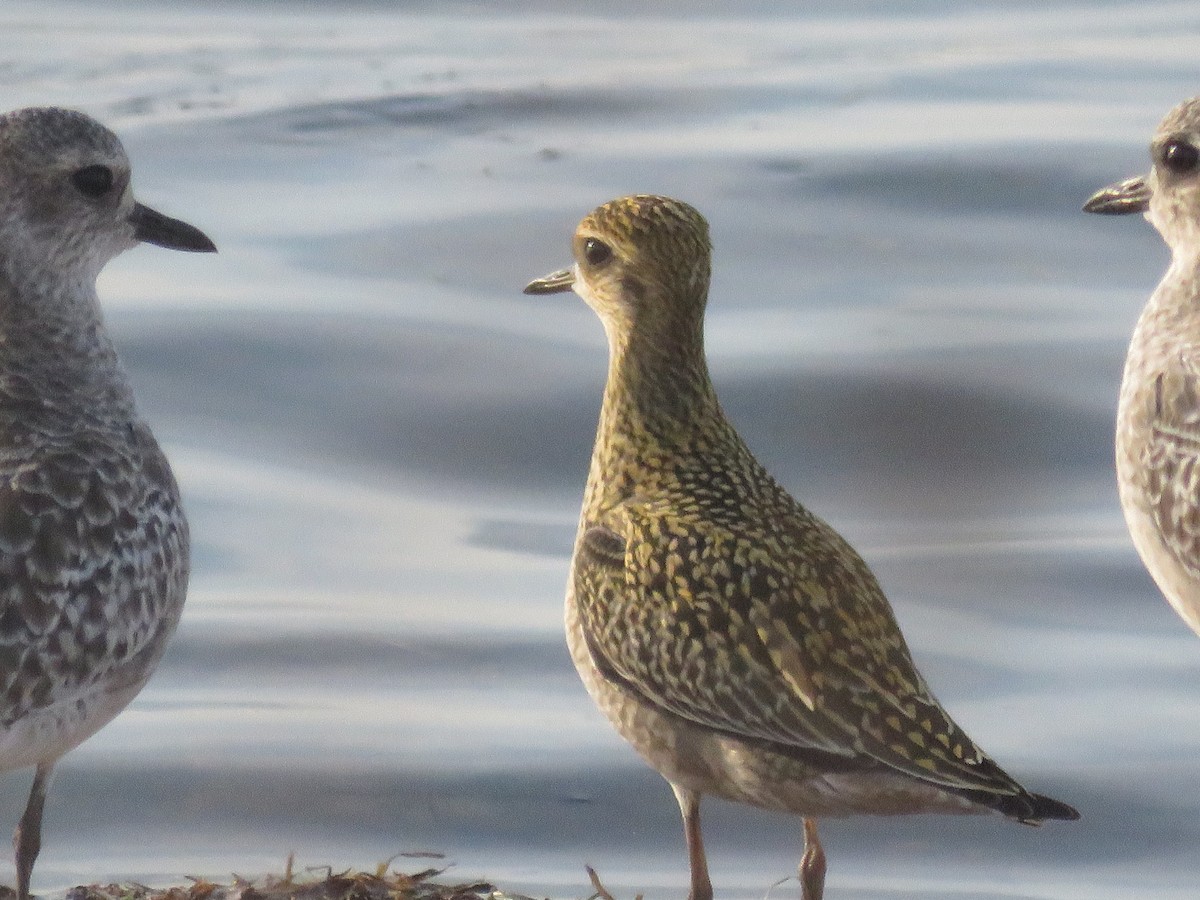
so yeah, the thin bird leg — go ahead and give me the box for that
[799,818,826,900]
[671,784,713,900]
[14,761,54,900]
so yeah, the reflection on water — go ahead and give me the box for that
[0,1,1198,898]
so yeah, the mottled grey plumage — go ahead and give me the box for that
[526,195,1077,900]
[0,106,214,899]
[1085,96,1200,637]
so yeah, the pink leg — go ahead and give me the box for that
[799,819,826,900]
[670,784,713,900]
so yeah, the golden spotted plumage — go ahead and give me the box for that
[526,194,1077,900]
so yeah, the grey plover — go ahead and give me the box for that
[0,107,214,899]
[525,195,1078,900]
[1085,97,1200,637]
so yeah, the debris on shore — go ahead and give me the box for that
[0,856,552,900]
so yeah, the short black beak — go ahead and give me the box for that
[523,267,575,295]
[1083,176,1152,215]
[130,202,217,252]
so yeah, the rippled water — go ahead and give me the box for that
[2,1,1200,898]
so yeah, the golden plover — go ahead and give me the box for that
[525,194,1078,900]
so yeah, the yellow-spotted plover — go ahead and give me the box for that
[525,194,1078,900]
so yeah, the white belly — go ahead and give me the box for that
[0,679,145,774]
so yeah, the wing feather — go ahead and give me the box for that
[1142,356,1200,581]
[0,430,187,729]
[574,499,1026,797]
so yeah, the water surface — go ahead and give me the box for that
[1,2,1198,898]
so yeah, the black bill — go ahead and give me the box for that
[130,202,217,252]
[523,267,575,295]
[1083,176,1152,215]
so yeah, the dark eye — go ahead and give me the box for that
[71,165,115,198]
[1161,139,1199,175]
[583,238,612,266]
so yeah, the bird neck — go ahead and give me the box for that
[585,316,735,511]
[0,267,134,415]
[1137,253,1200,341]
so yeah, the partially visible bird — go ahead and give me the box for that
[0,106,215,899]
[1085,96,1200,638]
[525,194,1078,900]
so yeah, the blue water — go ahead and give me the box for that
[1,1,1199,898]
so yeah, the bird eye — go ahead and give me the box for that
[1161,139,1200,175]
[583,238,612,266]
[71,165,115,198]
